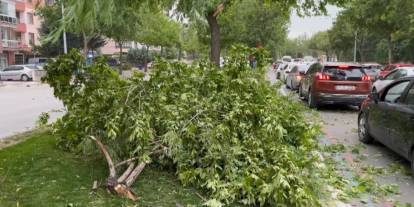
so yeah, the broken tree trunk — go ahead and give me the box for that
[89,136,147,201]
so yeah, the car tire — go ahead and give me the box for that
[358,112,373,144]
[308,89,319,109]
[299,85,304,98]
[21,74,29,81]
[411,150,414,176]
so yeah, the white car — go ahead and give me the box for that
[281,63,297,83]
[372,67,414,92]
[0,65,38,81]
[276,63,288,80]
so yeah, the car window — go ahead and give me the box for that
[10,66,24,71]
[385,70,399,80]
[384,81,410,103]
[324,67,365,81]
[291,66,298,73]
[405,84,414,106]
[306,63,322,75]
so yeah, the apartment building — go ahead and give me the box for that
[0,0,42,68]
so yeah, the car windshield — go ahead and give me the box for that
[297,65,308,72]
[324,66,366,81]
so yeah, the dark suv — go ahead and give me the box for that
[358,77,414,174]
[299,62,372,108]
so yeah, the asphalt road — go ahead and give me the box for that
[267,69,414,206]
[0,82,63,139]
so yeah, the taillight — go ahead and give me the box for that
[362,75,370,81]
[316,73,330,80]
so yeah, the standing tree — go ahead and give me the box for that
[53,0,345,66]
[36,3,105,57]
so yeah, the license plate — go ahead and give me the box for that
[335,85,355,90]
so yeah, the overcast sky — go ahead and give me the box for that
[288,6,341,39]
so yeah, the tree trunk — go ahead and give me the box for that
[206,13,221,67]
[119,43,123,63]
[82,32,88,58]
[178,45,182,61]
[387,35,393,64]
[119,42,123,74]
[144,45,149,72]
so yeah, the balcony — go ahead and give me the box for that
[15,1,26,12]
[0,14,17,27]
[16,23,27,32]
[2,40,25,50]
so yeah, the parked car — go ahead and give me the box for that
[281,56,292,63]
[303,56,315,63]
[378,63,414,79]
[358,76,414,173]
[299,62,372,109]
[372,67,414,93]
[281,63,297,83]
[276,63,288,80]
[28,57,49,66]
[286,64,310,90]
[362,63,383,81]
[0,65,38,81]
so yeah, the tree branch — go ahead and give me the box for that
[213,3,225,17]
[125,162,146,187]
[89,136,117,178]
[117,162,135,183]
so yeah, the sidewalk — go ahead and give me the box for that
[0,81,44,88]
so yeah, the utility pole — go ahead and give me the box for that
[353,31,357,63]
[61,0,68,54]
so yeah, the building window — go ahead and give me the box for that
[29,33,35,45]
[27,13,34,24]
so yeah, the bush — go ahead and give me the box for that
[42,47,324,206]
[126,48,154,67]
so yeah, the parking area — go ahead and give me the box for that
[268,69,414,206]
[0,81,63,139]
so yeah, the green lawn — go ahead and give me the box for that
[0,130,202,207]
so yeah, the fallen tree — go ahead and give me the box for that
[42,46,326,206]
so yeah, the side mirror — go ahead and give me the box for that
[372,91,380,104]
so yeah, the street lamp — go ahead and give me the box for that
[61,0,67,54]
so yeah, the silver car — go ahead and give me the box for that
[0,65,38,81]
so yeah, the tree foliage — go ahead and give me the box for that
[36,4,106,57]
[42,47,330,206]
[219,0,289,58]
[327,0,414,63]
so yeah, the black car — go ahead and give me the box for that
[358,77,414,173]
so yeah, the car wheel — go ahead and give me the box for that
[358,112,373,144]
[21,74,29,81]
[308,89,318,109]
[299,85,304,98]
[411,150,414,176]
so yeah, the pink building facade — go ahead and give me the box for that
[0,0,43,68]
